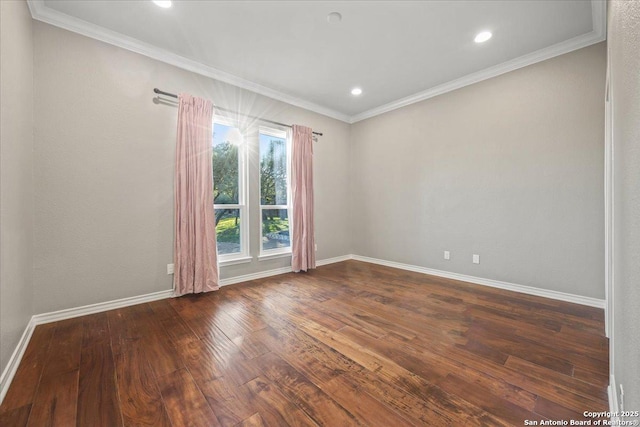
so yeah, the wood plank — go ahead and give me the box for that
[200,329,262,387]
[437,373,538,426]
[534,396,589,422]
[26,370,79,427]
[77,340,122,426]
[382,335,538,413]
[0,324,56,413]
[148,299,200,347]
[409,335,607,411]
[253,326,344,385]
[464,325,575,375]
[157,368,221,427]
[138,328,184,379]
[81,312,110,348]
[198,376,255,427]
[0,404,32,427]
[297,319,507,426]
[504,356,608,404]
[107,304,154,356]
[255,352,361,426]
[321,298,417,340]
[340,365,458,425]
[321,375,419,427]
[114,342,171,427]
[236,377,318,427]
[573,366,609,389]
[229,332,271,360]
[40,318,84,380]
[174,338,224,384]
[236,413,266,427]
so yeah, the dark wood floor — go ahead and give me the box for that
[0,260,609,426]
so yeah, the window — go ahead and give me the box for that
[212,119,249,262]
[259,127,291,255]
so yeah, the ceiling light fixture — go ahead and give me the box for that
[152,0,172,8]
[351,87,363,96]
[474,31,492,43]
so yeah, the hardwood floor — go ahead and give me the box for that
[0,260,609,426]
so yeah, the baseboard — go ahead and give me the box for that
[220,266,293,287]
[608,374,620,420]
[351,255,606,309]
[32,289,175,325]
[316,254,353,266]
[219,254,353,287]
[0,319,36,404]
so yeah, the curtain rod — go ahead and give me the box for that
[153,88,323,137]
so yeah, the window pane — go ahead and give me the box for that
[262,208,290,251]
[215,208,241,255]
[260,133,287,205]
[213,123,239,204]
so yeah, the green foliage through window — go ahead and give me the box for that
[260,134,287,205]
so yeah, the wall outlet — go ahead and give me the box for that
[472,254,480,264]
[620,384,625,412]
[315,244,318,251]
[444,251,450,260]
[167,263,174,275]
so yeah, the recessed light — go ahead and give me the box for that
[351,87,363,96]
[327,12,342,24]
[474,31,492,43]
[152,0,172,8]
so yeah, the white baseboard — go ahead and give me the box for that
[219,254,352,287]
[32,289,175,325]
[608,374,620,421]
[316,254,353,266]
[351,255,606,309]
[220,266,293,287]
[0,320,36,404]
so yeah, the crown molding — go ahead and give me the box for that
[26,0,351,123]
[351,1,607,123]
[27,0,606,125]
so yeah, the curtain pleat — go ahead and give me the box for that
[291,125,316,272]
[174,94,219,295]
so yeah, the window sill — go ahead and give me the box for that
[258,251,292,262]
[219,256,253,267]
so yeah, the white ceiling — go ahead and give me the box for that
[29,0,606,123]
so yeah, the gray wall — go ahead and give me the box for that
[32,23,351,314]
[609,0,640,411]
[350,43,606,299]
[0,0,35,373]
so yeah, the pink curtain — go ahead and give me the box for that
[174,94,219,296]
[291,125,316,272]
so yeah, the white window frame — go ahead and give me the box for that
[258,126,292,259]
[213,117,251,265]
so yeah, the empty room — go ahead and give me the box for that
[0,0,638,426]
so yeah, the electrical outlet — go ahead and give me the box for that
[472,254,480,264]
[444,251,450,260]
[620,384,625,412]
[167,263,174,275]
[315,244,318,251]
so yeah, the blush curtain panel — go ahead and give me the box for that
[174,94,220,296]
[291,125,316,272]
